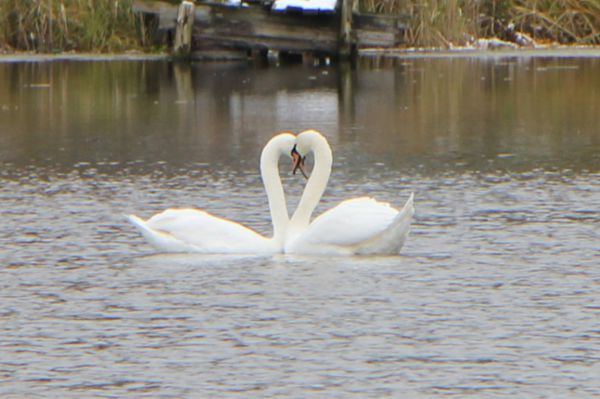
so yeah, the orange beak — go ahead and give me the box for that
[291,146,308,179]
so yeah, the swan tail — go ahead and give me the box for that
[356,193,415,255]
[127,214,197,253]
[389,192,414,253]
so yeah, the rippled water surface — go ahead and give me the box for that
[1,55,599,398]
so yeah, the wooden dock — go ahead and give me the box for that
[133,0,407,62]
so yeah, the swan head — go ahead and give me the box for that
[294,130,327,156]
[266,132,296,154]
[261,132,298,167]
[291,130,332,178]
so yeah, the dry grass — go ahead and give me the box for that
[509,0,600,44]
[403,0,481,47]
[1,0,598,52]
[359,0,600,47]
[0,0,148,52]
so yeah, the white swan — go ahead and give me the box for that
[128,133,297,254]
[285,130,414,255]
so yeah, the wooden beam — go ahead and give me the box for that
[339,0,354,58]
[174,1,195,56]
[192,4,339,53]
[134,0,408,58]
[133,0,178,29]
[354,12,407,48]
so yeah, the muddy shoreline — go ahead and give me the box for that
[1,47,600,63]
[358,46,600,59]
[0,52,171,63]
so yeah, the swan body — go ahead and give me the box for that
[285,130,414,255]
[128,133,296,254]
[127,209,281,253]
[285,195,414,255]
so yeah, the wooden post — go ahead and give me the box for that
[338,61,355,130]
[174,1,195,57]
[339,0,355,59]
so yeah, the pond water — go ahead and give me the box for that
[0,54,599,398]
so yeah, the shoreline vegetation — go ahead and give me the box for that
[0,0,147,53]
[0,0,599,55]
[365,0,600,49]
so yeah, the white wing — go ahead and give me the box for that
[286,194,414,255]
[128,208,275,254]
[301,197,398,245]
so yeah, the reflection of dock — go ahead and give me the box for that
[133,0,407,62]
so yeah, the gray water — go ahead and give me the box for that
[0,55,599,398]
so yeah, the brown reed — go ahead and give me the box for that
[1,0,598,52]
[0,0,148,52]
[359,0,600,47]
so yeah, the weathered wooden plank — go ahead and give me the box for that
[174,1,195,55]
[339,0,354,57]
[354,12,408,31]
[192,3,340,53]
[191,48,250,60]
[355,30,396,47]
[354,12,407,47]
[133,0,178,29]
[133,0,408,56]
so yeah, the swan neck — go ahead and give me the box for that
[260,141,289,244]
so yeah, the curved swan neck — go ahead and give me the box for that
[290,131,332,229]
[260,134,293,243]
